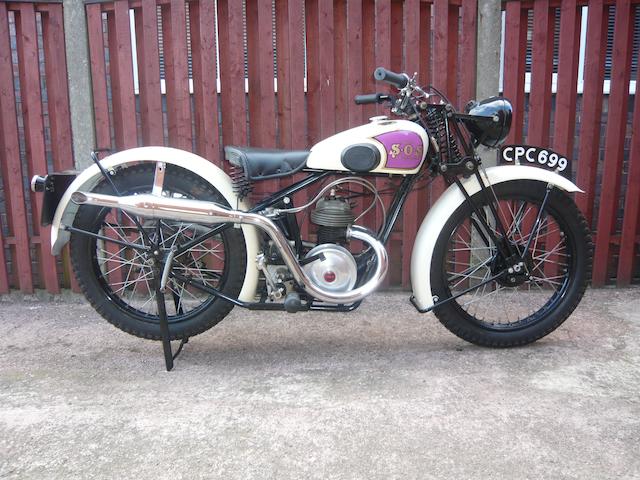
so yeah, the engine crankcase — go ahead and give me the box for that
[303,244,358,293]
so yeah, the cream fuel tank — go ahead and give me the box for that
[305,117,430,175]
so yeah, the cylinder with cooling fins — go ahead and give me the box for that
[310,197,355,244]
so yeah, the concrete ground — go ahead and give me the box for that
[0,287,639,480]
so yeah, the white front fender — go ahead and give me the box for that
[410,165,583,311]
[51,146,260,302]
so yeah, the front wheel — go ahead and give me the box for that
[430,180,592,347]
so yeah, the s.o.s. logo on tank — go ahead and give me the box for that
[374,131,425,170]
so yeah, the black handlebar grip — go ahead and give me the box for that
[373,67,408,89]
[354,93,383,105]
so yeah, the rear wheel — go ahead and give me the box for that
[70,164,247,340]
[430,180,592,347]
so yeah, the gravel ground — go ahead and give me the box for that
[1,287,639,479]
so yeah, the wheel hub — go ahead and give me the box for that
[491,238,533,287]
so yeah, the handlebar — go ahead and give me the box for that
[353,93,391,105]
[373,67,409,89]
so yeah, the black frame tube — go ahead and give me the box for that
[63,224,151,252]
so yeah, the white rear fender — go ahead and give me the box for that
[51,146,260,302]
[410,165,583,310]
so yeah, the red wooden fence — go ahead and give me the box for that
[1,0,639,293]
[0,0,75,294]
[503,0,640,286]
[83,0,477,288]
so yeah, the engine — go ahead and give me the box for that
[304,194,359,293]
[259,178,383,302]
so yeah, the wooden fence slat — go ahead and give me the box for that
[275,0,306,236]
[433,0,457,99]
[0,4,12,293]
[402,0,420,97]
[528,0,555,279]
[401,0,420,288]
[162,0,191,150]
[459,0,477,105]
[333,0,348,135]
[419,1,431,87]
[246,0,276,149]
[387,0,403,286]
[95,4,129,289]
[358,0,378,234]
[527,0,553,147]
[133,7,145,144]
[304,0,320,146]
[287,0,305,150]
[333,0,347,135]
[41,5,78,291]
[374,0,391,113]
[503,1,527,144]
[593,0,634,285]
[218,0,247,147]
[15,3,59,293]
[318,0,335,138]
[275,0,292,150]
[361,0,376,122]
[617,84,640,284]
[575,0,607,224]
[0,1,33,292]
[542,0,581,281]
[389,0,402,73]
[86,4,111,150]
[430,0,457,205]
[453,0,477,289]
[0,219,8,293]
[42,6,73,170]
[246,0,276,199]
[108,1,138,149]
[374,0,391,287]
[159,2,175,146]
[275,1,305,212]
[343,0,366,225]
[553,0,580,158]
[190,0,219,162]
[136,0,163,146]
[414,0,432,282]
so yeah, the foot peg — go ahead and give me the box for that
[284,292,304,313]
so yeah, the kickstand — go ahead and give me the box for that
[153,264,188,371]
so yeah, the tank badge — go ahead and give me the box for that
[373,131,424,169]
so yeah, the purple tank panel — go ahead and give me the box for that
[373,130,425,169]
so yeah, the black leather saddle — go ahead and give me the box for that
[224,146,309,181]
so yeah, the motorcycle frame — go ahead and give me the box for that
[69,108,513,314]
[68,163,426,312]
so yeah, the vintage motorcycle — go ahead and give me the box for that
[32,67,592,352]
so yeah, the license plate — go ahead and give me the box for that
[499,145,570,177]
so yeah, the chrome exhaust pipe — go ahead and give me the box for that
[72,191,388,304]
